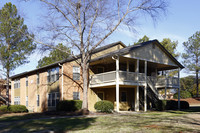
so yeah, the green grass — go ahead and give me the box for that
[0,109,200,133]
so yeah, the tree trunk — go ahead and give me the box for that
[6,70,10,105]
[81,60,89,111]
[196,70,199,97]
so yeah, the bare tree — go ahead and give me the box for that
[22,0,168,111]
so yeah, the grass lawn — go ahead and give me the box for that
[0,108,200,133]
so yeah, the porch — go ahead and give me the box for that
[89,56,181,112]
[90,70,179,88]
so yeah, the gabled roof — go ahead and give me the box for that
[10,41,126,79]
[10,40,184,79]
[91,40,184,69]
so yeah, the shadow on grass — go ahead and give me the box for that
[0,111,87,123]
[167,107,200,114]
[1,117,96,133]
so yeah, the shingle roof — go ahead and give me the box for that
[90,39,184,69]
[10,41,126,79]
[10,40,184,79]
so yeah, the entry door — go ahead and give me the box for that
[97,92,104,101]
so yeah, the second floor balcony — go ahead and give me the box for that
[89,70,179,88]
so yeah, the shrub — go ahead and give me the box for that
[166,100,177,110]
[180,101,190,109]
[57,100,82,112]
[173,90,192,99]
[9,105,28,113]
[0,105,9,112]
[156,100,190,111]
[0,105,28,113]
[94,100,114,113]
[155,100,167,111]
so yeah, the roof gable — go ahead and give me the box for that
[124,41,177,66]
[91,40,184,69]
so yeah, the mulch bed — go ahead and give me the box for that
[172,98,200,106]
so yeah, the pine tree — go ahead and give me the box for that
[37,43,70,68]
[182,31,200,97]
[0,2,36,105]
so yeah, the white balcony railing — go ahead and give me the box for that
[90,71,179,87]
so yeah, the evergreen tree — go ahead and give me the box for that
[0,3,36,104]
[37,43,70,68]
[134,35,150,45]
[182,31,200,97]
[161,38,179,58]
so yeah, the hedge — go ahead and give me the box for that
[94,100,114,113]
[0,105,28,113]
[156,100,189,111]
[56,100,82,112]
[0,105,9,112]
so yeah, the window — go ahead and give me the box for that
[37,73,39,84]
[14,79,20,89]
[14,97,20,105]
[73,92,80,100]
[47,67,59,83]
[48,92,60,107]
[37,95,40,107]
[121,92,127,102]
[26,96,28,107]
[26,76,28,87]
[73,66,80,80]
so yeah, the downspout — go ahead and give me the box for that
[58,63,64,101]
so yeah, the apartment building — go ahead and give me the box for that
[10,40,184,112]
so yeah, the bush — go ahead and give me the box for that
[180,101,190,109]
[156,100,190,111]
[0,105,28,113]
[94,100,114,113]
[173,90,192,99]
[9,105,28,113]
[0,105,9,112]
[155,100,167,111]
[57,100,82,112]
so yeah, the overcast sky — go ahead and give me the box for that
[1,0,200,77]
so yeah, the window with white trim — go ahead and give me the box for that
[48,92,60,107]
[73,92,80,100]
[73,66,80,80]
[14,96,20,105]
[14,79,20,89]
[26,96,28,107]
[47,67,59,83]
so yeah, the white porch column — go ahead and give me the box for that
[144,61,147,112]
[136,59,139,81]
[178,68,180,110]
[135,59,139,111]
[135,86,139,111]
[116,56,120,112]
